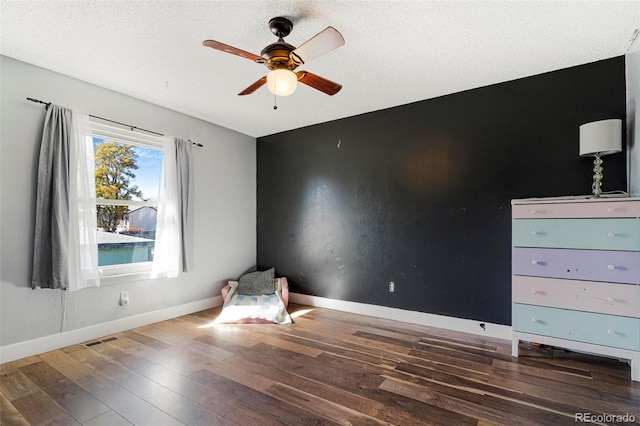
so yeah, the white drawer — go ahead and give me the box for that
[513,275,640,318]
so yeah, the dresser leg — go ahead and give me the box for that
[632,353,640,382]
[512,337,519,357]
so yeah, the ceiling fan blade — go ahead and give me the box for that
[290,27,345,65]
[238,76,267,95]
[203,40,263,62]
[296,71,342,96]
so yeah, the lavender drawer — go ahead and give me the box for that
[512,275,640,317]
[512,247,640,284]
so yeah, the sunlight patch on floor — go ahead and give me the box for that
[197,321,218,329]
[196,308,314,327]
[290,308,314,319]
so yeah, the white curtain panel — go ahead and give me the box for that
[68,111,100,291]
[151,136,181,278]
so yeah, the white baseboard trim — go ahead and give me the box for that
[0,296,223,364]
[1,294,512,364]
[289,293,512,341]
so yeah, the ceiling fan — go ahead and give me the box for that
[203,17,345,97]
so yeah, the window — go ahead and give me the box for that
[90,121,164,276]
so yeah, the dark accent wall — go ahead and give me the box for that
[257,57,627,325]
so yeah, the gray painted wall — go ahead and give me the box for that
[628,33,640,196]
[0,56,257,347]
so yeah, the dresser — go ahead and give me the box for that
[511,197,640,382]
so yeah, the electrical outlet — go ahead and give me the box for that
[119,291,129,306]
[389,281,395,292]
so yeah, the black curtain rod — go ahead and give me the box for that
[27,97,204,147]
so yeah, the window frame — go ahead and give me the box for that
[90,119,164,279]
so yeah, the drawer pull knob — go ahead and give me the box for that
[531,260,538,265]
[531,289,538,294]
[531,318,538,323]
[607,232,616,238]
[606,296,614,302]
[608,207,615,213]
[531,209,538,215]
[607,329,615,335]
[531,230,538,236]
[607,264,615,270]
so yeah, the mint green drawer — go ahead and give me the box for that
[513,218,640,250]
[512,303,640,351]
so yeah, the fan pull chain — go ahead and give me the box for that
[273,93,278,110]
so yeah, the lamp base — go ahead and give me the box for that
[591,154,604,198]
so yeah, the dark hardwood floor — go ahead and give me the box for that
[1,304,639,425]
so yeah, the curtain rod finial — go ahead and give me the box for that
[27,97,51,106]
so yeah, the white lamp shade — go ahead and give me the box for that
[579,119,622,157]
[266,69,297,96]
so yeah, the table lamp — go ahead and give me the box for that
[579,119,622,198]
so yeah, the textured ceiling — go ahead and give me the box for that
[2,1,639,138]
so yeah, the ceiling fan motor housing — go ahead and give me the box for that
[260,41,296,70]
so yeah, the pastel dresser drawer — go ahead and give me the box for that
[512,276,640,317]
[512,218,640,250]
[512,304,640,351]
[512,247,640,284]
[512,200,640,219]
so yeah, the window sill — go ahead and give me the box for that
[100,272,152,285]
[99,263,152,284]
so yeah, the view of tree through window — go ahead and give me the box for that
[95,142,145,232]
[94,138,163,267]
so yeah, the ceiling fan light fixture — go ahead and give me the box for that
[267,69,297,96]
